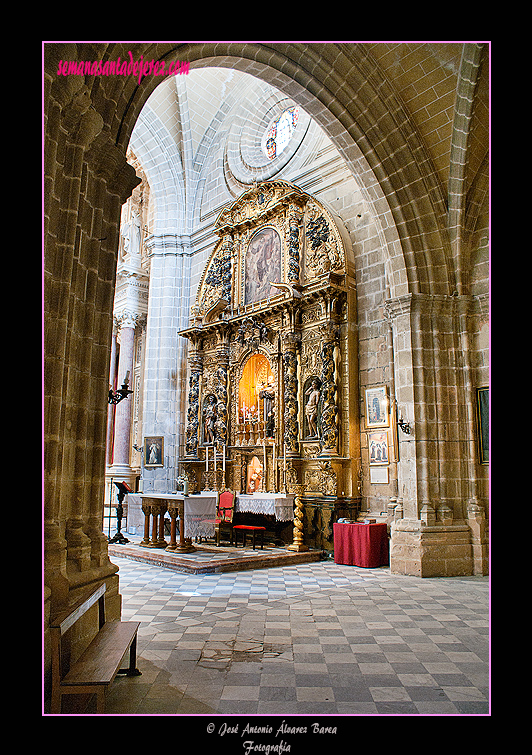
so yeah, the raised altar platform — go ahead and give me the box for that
[109,534,324,574]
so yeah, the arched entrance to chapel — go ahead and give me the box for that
[116,49,485,574]
[44,42,487,622]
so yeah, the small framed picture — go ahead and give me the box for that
[144,436,164,467]
[476,387,489,465]
[368,430,390,465]
[365,386,389,428]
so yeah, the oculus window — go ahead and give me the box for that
[263,106,300,160]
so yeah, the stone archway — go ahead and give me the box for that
[44,42,487,633]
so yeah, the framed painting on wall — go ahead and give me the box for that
[365,386,389,428]
[368,431,390,465]
[244,226,281,305]
[144,436,164,468]
[476,387,489,464]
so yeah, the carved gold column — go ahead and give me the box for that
[282,330,301,458]
[287,202,303,285]
[287,484,308,552]
[185,343,203,458]
[166,499,195,553]
[140,499,168,548]
[318,319,340,457]
[214,331,230,458]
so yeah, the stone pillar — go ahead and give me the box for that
[44,45,142,702]
[385,293,488,577]
[108,311,138,486]
[383,294,420,521]
[142,234,192,492]
[467,502,489,576]
[106,320,118,465]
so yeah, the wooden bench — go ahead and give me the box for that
[232,524,266,550]
[50,583,141,714]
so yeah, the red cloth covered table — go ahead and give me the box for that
[333,522,389,567]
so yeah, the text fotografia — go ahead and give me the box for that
[56,52,189,84]
[209,720,338,752]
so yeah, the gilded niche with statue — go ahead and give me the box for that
[179,180,360,550]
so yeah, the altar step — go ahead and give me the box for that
[108,537,326,575]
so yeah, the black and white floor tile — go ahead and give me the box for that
[105,555,489,716]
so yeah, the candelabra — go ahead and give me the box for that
[108,371,134,404]
[108,482,131,544]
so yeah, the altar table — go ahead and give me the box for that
[140,492,218,539]
[236,493,294,522]
[333,522,389,567]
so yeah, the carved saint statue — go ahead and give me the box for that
[305,378,321,438]
[259,378,276,438]
[265,407,275,438]
[203,395,217,444]
[120,208,142,264]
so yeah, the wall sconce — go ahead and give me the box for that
[108,371,134,404]
[397,405,412,435]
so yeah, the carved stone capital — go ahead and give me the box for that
[384,292,481,323]
[86,135,141,203]
[384,294,413,322]
[115,310,143,330]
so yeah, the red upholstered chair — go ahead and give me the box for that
[232,524,266,550]
[212,491,235,546]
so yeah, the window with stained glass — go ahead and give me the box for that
[263,106,299,160]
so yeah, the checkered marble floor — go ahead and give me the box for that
[106,556,489,716]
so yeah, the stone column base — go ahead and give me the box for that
[390,519,480,578]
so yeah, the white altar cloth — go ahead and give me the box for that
[236,493,294,522]
[125,493,144,535]
[139,492,218,539]
[184,493,218,538]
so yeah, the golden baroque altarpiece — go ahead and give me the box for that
[179,181,361,549]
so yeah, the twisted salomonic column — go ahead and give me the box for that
[214,335,230,448]
[287,484,308,552]
[283,331,301,457]
[319,320,340,457]
[185,351,203,457]
[287,203,303,285]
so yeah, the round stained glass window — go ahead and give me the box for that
[263,106,300,160]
